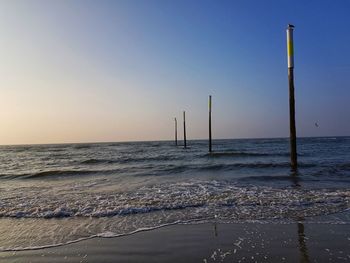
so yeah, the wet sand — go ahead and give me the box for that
[1,222,349,263]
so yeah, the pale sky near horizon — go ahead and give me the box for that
[0,0,349,145]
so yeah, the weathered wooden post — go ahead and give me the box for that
[183,111,187,148]
[174,117,178,146]
[287,24,297,169]
[209,95,212,152]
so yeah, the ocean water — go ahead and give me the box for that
[0,137,349,251]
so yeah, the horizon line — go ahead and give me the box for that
[0,135,349,147]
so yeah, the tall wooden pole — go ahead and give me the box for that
[287,24,297,169]
[183,111,187,148]
[174,117,178,146]
[209,95,212,152]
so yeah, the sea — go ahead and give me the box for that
[0,137,349,251]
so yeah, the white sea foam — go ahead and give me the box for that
[1,180,349,220]
[1,179,349,251]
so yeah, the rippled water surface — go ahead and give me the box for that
[0,137,349,250]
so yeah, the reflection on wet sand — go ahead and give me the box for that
[213,222,218,237]
[291,169,310,262]
[205,171,311,262]
[297,222,310,263]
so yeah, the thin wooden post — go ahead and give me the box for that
[174,117,178,146]
[209,95,212,152]
[183,111,187,148]
[287,24,297,169]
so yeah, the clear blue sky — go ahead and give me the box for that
[0,0,349,144]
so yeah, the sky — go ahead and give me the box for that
[0,0,349,145]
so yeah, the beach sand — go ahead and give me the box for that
[1,221,349,263]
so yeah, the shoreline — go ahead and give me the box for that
[1,220,349,262]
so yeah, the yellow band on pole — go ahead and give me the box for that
[287,41,293,57]
[286,25,294,68]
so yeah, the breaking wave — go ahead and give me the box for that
[1,180,349,219]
